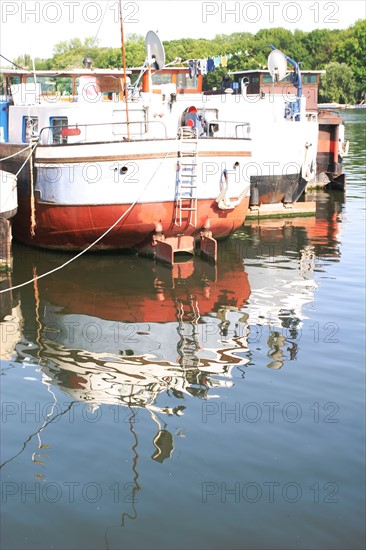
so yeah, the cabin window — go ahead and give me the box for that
[204,108,219,122]
[262,74,292,83]
[26,76,55,97]
[22,116,38,143]
[176,73,198,89]
[50,117,68,144]
[303,74,317,84]
[152,73,172,85]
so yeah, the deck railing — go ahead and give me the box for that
[38,120,168,144]
[37,119,252,145]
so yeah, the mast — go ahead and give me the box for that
[119,0,130,140]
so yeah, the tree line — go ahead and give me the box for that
[12,19,366,104]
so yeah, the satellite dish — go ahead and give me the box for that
[145,30,165,70]
[268,49,288,82]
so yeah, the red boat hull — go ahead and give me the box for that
[13,196,250,251]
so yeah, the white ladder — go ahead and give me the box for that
[175,127,198,228]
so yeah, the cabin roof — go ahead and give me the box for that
[229,69,325,75]
[0,68,132,77]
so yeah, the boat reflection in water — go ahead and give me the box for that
[11,251,251,462]
[3,189,343,448]
[0,191,343,529]
[5,189,343,401]
[0,272,23,360]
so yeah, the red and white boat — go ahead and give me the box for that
[0,36,318,261]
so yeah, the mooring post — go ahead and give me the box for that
[0,217,13,271]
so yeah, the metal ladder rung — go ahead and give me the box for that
[175,130,198,228]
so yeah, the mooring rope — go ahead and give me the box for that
[0,143,34,162]
[12,141,39,177]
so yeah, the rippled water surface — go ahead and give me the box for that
[1,110,365,550]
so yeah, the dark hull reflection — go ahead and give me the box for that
[12,253,251,411]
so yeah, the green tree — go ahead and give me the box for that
[319,62,356,104]
[21,21,366,98]
[336,19,366,100]
[93,48,121,69]
[13,54,33,70]
[53,38,83,55]
[302,28,342,69]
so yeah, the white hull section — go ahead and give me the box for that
[0,169,17,215]
[34,139,252,206]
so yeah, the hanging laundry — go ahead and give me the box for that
[207,58,215,72]
[221,55,228,67]
[188,60,198,78]
[213,56,221,68]
[198,59,208,75]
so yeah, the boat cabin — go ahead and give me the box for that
[0,68,140,144]
[228,69,325,111]
[129,66,203,95]
[1,68,132,104]
[0,66,245,146]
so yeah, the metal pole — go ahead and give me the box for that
[119,0,130,140]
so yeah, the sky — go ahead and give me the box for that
[0,0,365,66]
